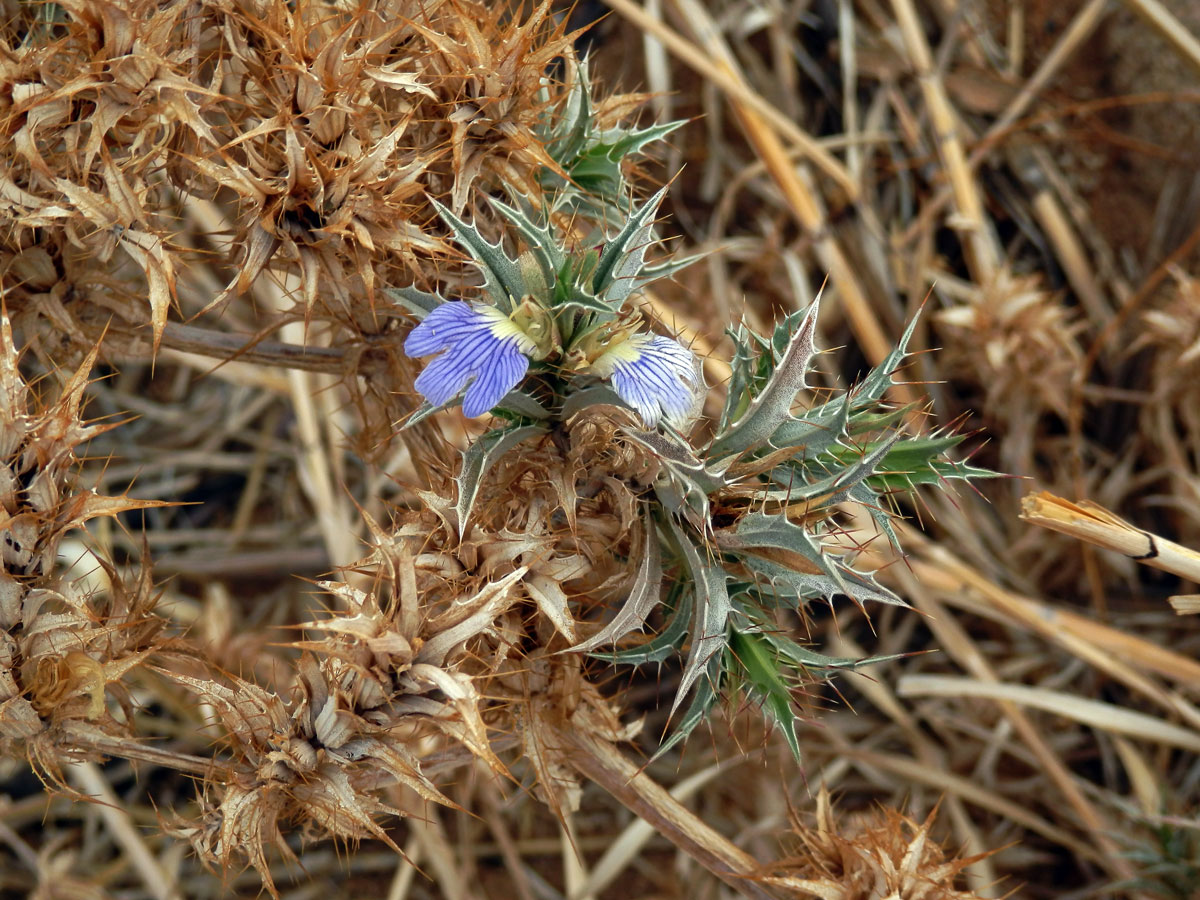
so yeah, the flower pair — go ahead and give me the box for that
[404,301,698,428]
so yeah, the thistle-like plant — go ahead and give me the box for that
[392,172,991,762]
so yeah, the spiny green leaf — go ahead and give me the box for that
[402,396,463,430]
[591,584,692,666]
[720,323,771,430]
[488,196,566,290]
[493,390,551,421]
[652,474,711,534]
[386,286,442,319]
[545,60,593,164]
[739,553,905,608]
[627,250,705,298]
[768,312,923,451]
[769,392,852,457]
[846,403,917,436]
[651,653,720,762]
[852,308,922,405]
[715,509,844,586]
[570,519,663,652]
[540,57,684,211]
[926,454,996,483]
[628,427,727,530]
[607,119,686,161]
[455,424,546,536]
[556,288,618,317]
[729,628,803,763]
[771,429,904,503]
[844,480,901,550]
[817,434,996,491]
[432,200,525,314]
[724,617,907,763]
[566,123,682,200]
[592,186,669,303]
[565,148,625,200]
[720,304,815,431]
[708,293,823,461]
[769,635,906,673]
[666,517,732,720]
[624,429,728,495]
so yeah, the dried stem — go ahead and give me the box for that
[561,727,786,900]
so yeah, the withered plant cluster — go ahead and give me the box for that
[0,317,162,773]
[0,0,634,442]
[760,791,996,900]
[0,0,996,897]
[6,0,1199,897]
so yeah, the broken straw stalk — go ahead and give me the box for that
[1021,490,1200,612]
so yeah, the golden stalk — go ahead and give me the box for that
[1021,490,1200,584]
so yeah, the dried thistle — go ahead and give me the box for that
[0,311,165,773]
[1137,269,1200,539]
[0,0,634,358]
[760,790,999,900]
[157,512,556,889]
[934,270,1083,474]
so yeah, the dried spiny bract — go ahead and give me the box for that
[1,0,192,351]
[2,556,161,763]
[403,503,637,817]
[0,0,608,355]
[935,270,1083,471]
[761,793,996,900]
[0,316,165,768]
[1141,270,1200,377]
[408,2,579,214]
[176,0,453,312]
[304,568,507,778]
[164,654,448,894]
[342,498,636,820]
[166,531,537,890]
[24,838,114,900]
[1138,271,1200,541]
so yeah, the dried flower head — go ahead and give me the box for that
[761,790,997,899]
[935,270,1084,422]
[0,313,165,770]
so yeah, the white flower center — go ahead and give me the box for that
[477,305,538,356]
[588,333,648,377]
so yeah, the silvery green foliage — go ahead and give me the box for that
[389,187,674,328]
[389,186,706,531]
[538,59,686,218]
[588,303,993,762]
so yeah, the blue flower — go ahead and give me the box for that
[588,333,699,428]
[404,302,536,417]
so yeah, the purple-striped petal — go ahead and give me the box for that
[405,302,533,416]
[590,333,698,428]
